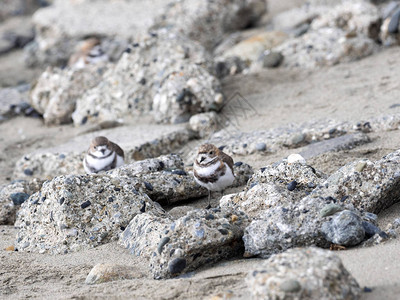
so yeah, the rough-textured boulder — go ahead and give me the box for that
[246,247,361,300]
[153,0,267,50]
[29,64,108,125]
[71,32,222,125]
[121,209,248,279]
[15,174,165,254]
[0,178,44,225]
[310,150,400,214]
[189,112,220,138]
[26,0,167,66]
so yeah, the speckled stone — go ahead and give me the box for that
[15,174,165,254]
[0,178,44,225]
[121,209,248,279]
[246,247,361,299]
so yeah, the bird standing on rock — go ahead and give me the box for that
[83,136,124,174]
[193,144,235,209]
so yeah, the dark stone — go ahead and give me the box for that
[158,237,170,254]
[363,287,373,293]
[81,200,91,209]
[234,162,243,167]
[321,210,365,246]
[205,214,214,220]
[144,182,153,191]
[362,221,381,238]
[81,116,88,125]
[388,8,400,33]
[172,169,187,176]
[218,228,229,235]
[59,154,66,159]
[10,192,30,205]
[168,258,186,274]
[287,180,297,191]
[140,201,146,213]
[23,168,33,176]
[59,197,65,205]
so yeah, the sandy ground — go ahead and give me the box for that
[2,1,400,298]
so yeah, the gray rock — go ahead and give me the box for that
[313,150,400,214]
[255,142,267,151]
[0,178,44,225]
[29,64,108,125]
[321,210,365,246]
[27,0,168,67]
[189,112,220,138]
[246,247,361,299]
[15,174,165,254]
[0,88,26,121]
[72,32,220,125]
[299,133,370,159]
[261,51,283,68]
[85,263,143,285]
[121,209,247,279]
[153,0,267,50]
[275,27,377,69]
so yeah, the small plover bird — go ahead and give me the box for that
[83,136,124,174]
[68,37,108,69]
[193,144,235,208]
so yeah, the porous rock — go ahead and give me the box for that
[246,247,361,300]
[29,64,107,125]
[27,0,167,66]
[310,150,400,214]
[121,209,247,279]
[275,27,377,69]
[153,0,267,50]
[15,174,165,254]
[71,32,221,125]
[0,179,44,225]
[13,152,85,180]
[85,263,143,285]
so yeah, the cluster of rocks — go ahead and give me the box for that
[235,148,400,258]
[0,86,40,122]
[205,112,400,157]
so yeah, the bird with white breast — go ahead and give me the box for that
[83,136,124,174]
[193,144,235,209]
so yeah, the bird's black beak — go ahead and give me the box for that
[200,156,205,163]
[101,149,106,154]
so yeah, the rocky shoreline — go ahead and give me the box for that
[2,0,400,299]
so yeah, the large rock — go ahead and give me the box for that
[0,178,43,225]
[26,0,168,66]
[311,150,400,214]
[153,0,267,50]
[15,173,165,254]
[239,157,388,257]
[273,0,380,69]
[29,64,108,125]
[121,209,247,279]
[71,32,222,125]
[246,247,361,300]
[275,27,377,69]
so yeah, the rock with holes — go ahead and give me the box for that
[72,32,221,125]
[246,247,361,299]
[15,174,165,254]
[26,0,167,67]
[153,0,267,50]
[121,208,248,279]
[309,150,400,214]
[29,64,108,125]
[0,179,44,225]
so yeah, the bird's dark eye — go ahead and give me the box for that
[209,151,214,155]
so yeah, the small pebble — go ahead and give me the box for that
[279,279,302,293]
[355,162,367,172]
[255,142,266,151]
[23,168,33,176]
[320,204,343,218]
[287,181,297,191]
[157,237,170,254]
[144,182,153,191]
[81,200,91,209]
[168,258,187,274]
[10,192,30,205]
[262,51,283,68]
[234,162,243,167]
